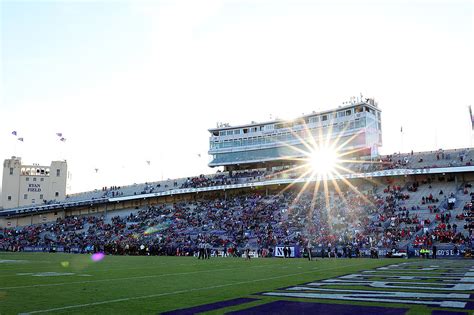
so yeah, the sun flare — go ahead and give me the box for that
[271,117,381,221]
[309,147,339,176]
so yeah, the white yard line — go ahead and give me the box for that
[23,261,369,314]
[0,266,249,290]
[0,261,313,290]
[0,260,186,273]
[0,261,203,278]
[0,258,273,274]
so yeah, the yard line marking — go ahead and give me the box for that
[23,261,371,314]
[0,257,276,274]
[0,267,249,290]
[0,260,231,278]
[0,259,186,272]
[0,260,332,290]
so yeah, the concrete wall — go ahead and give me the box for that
[2,157,22,209]
[0,210,64,228]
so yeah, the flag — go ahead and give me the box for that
[146,161,150,165]
[18,137,24,142]
[400,126,403,133]
[60,137,66,142]
[469,106,474,130]
[197,154,201,158]
[12,131,17,136]
[56,132,63,137]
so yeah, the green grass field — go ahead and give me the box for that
[0,253,472,314]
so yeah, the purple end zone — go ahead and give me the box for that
[464,298,474,310]
[465,295,474,310]
[161,298,258,315]
[226,300,408,315]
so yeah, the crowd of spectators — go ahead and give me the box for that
[180,170,265,189]
[375,148,473,171]
[2,177,473,256]
[0,188,381,255]
[27,148,470,217]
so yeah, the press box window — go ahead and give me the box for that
[24,194,28,200]
[10,168,13,175]
[7,196,11,201]
[55,192,59,197]
[56,169,60,177]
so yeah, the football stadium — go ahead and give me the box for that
[1,1,473,315]
[1,96,474,314]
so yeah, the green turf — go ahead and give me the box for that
[0,253,468,314]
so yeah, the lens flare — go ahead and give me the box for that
[144,222,171,236]
[91,252,105,262]
[267,117,381,230]
[310,147,339,176]
[144,226,160,236]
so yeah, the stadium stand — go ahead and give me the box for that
[40,148,472,206]
[2,173,472,257]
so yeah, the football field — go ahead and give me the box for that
[0,253,473,314]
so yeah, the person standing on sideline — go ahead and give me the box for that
[306,241,312,261]
[203,243,207,259]
[198,242,204,259]
[432,245,437,259]
[206,243,211,259]
[245,248,251,260]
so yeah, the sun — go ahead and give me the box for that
[309,147,340,176]
[270,119,381,228]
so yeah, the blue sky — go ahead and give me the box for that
[1,0,473,193]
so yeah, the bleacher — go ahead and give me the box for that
[1,146,473,256]
[2,148,470,216]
